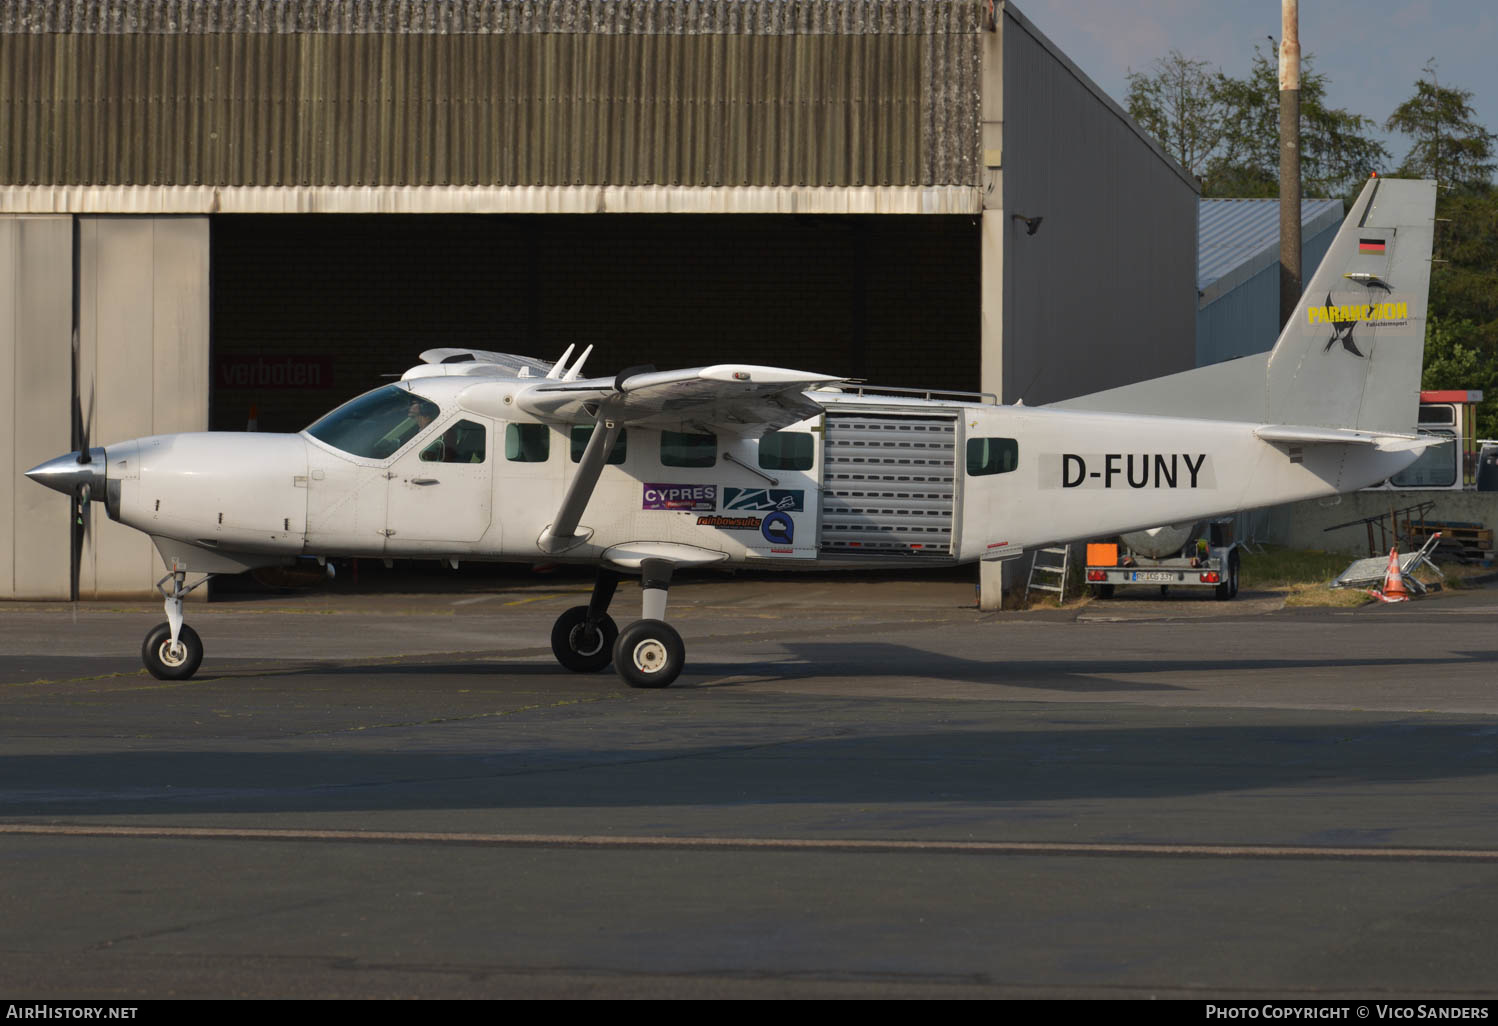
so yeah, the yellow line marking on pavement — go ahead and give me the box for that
[4,824,1498,862]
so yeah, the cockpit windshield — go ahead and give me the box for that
[305,385,441,459]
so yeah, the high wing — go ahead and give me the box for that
[413,347,558,378]
[504,362,840,554]
[515,364,840,434]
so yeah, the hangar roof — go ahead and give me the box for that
[1198,197,1345,297]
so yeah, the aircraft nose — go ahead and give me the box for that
[24,449,107,496]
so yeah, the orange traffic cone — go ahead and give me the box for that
[1374,546,1410,603]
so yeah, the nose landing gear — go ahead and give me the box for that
[142,569,214,680]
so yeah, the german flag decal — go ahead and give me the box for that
[1359,238,1387,254]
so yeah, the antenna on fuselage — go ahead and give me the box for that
[545,344,576,380]
[563,345,594,382]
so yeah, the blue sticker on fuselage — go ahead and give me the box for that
[724,487,805,513]
[761,511,794,546]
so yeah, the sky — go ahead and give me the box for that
[1013,0,1497,170]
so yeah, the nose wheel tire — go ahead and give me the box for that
[550,606,619,673]
[142,622,204,681]
[612,619,685,689]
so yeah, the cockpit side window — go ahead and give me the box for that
[306,385,441,460]
[421,419,488,463]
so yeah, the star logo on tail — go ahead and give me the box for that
[1321,292,1366,358]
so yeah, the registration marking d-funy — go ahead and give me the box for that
[1056,453,1211,490]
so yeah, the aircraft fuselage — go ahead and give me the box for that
[86,379,1418,576]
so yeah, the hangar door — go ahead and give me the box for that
[210,215,979,435]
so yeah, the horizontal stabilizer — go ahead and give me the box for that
[1254,425,1439,452]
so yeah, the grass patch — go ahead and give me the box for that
[1238,546,1355,591]
[1242,544,1490,607]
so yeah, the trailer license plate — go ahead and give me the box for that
[1132,571,1175,583]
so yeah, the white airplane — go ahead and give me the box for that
[28,176,1437,687]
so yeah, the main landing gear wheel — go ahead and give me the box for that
[613,619,685,689]
[141,622,203,681]
[550,606,619,673]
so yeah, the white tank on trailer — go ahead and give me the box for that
[1119,522,1196,559]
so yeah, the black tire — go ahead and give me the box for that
[1214,550,1241,601]
[141,622,203,681]
[550,606,618,673]
[1091,584,1115,599]
[612,619,685,689]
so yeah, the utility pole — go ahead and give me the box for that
[1278,0,1302,329]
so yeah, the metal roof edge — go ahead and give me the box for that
[1198,204,1345,308]
[0,184,985,216]
[1000,0,1200,195]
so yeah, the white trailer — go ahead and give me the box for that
[1084,520,1242,600]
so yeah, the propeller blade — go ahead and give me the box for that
[81,386,94,459]
[71,326,89,464]
[70,487,83,602]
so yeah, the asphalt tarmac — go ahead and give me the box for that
[3,574,1498,999]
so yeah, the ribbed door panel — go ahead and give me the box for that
[819,413,955,555]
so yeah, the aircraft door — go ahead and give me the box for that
[385,416,494,550]
[728,425,821,560]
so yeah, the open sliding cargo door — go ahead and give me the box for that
[818,411,959,558]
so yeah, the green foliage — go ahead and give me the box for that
[1237,546,1359,588]
[1205,45,1389,203]
[1385,61,1496,192]
[1125,50,1224,178]
[1425,186,1498,439]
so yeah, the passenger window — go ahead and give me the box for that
[421,420,487,464]
[967,437,1019,476]
[661,430,717,468]
[759,431,814,471]
[570,425,628,465]
[505,423,551,463]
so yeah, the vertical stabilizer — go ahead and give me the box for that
[1265,176,1435,433]
[1050,177,1435,434]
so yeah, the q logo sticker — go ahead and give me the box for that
[762,511,794,546]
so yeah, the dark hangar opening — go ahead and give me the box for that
[209,214,980,433]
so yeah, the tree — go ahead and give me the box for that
[1424,187,1498,438]
[1206,44,1389,202]
[1125,50,1225,178]
[1385,61,1496,192]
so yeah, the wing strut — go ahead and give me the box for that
[538,408,623,554]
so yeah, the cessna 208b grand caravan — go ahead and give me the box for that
[28,177,1437,687]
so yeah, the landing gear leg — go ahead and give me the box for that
[142,569,212,680]
[613,559,685,689]
[550,569,621,672]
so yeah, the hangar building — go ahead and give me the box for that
[1,0,1198,601]
[1197,197,1343,366]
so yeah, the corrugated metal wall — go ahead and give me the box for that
[0,0,981,189]
[0,216,72,600]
